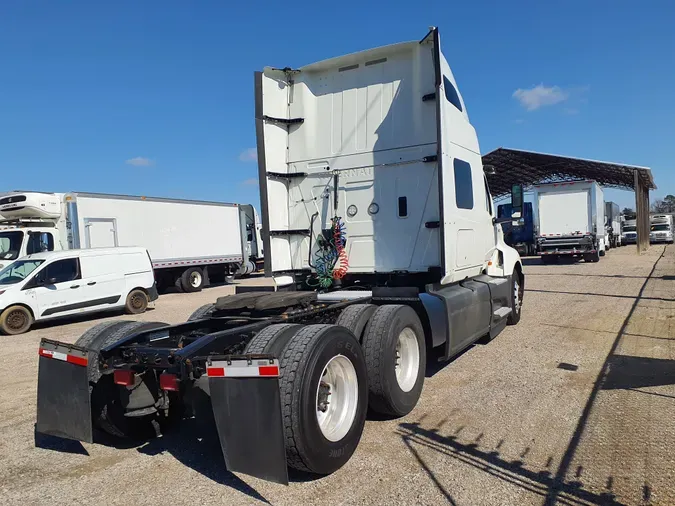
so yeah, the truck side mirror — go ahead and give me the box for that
[511,184,524,217]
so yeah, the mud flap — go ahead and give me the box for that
[35,340,93,443]
[206,357,288,485]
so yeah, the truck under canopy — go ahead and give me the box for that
[483,148,656,252]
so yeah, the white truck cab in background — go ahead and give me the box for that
[650,214,674,244]
[622,218,637,244]
[0,192,264,291]
[533,181,606,263]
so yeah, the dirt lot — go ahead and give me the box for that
[1,245,673,506]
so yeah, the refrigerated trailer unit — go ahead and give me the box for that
[0,192,263,291]
[534,181,606,263]
[34,28,525,485]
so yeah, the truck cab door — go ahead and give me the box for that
[432,31,494,283]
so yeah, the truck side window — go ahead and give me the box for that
[443,76,463,112]
[453,159,474,210]
[483,176,493,215]
[26,232,55,255]
[45,258,80,284]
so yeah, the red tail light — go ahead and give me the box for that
[114,369,136,386]
[159,373,179,391]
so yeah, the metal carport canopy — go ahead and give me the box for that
[482,148,656,199]
[482,148,657,252]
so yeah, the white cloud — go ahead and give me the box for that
[241,178,258,186]
[513,84,569,111]
[126,156,154,167]
[239,148,258,162]
[514,118,525,124]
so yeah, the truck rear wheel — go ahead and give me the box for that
[187,303,215,321]
[0,305,33,335]
[362,305,426,417]
[335,304,377,342]
[585,250,600,263]
[83,321,171,438]
[278,324,368,474]
[181,267,205,292]
[244,323,302,356]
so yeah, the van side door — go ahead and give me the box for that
[79,254,126,311]
[32,258,85,319]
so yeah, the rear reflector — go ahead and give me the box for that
[159,373,179,391]
[39,348,88,367]
[207,359,280,378]
[113,369,136,386]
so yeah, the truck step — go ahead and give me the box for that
[493,306,512,318]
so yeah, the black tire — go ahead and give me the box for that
[279,324,368,474]
[173,276,184,293]
[585,250,600,263]
[507,270,523,325]
[244,323,302,356]
[0,305,33,335]
[335,304,377,342]
[75,320,137,382]
[187,303,216,321]
[181,267,205,293]
[362,305,426,417]
[85,321,169,438]
[599,249,606,257]
[125,289,149,315]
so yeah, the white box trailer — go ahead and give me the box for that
[0,192,263,292]
[534,181,606,263]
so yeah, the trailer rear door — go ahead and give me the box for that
[538,190,590,236]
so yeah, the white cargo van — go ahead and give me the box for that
[0,247,157,335]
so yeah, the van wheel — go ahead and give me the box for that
[279,324,368,474]
[0,305,33,335]
[181,267,204,292]
[335,304,376,342]
[125,289,149,314]
[362,305,426,417]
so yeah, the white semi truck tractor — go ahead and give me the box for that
[34,28,525,485]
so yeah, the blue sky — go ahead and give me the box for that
[1,1,673,211]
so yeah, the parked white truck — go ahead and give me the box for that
[0,192,263,292]
[35,28,525,485]
[622,218,637,244]
[605,201,622,248]
[534,181,606,263]
[650,214,674,244]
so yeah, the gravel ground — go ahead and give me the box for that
[1,245,673,506]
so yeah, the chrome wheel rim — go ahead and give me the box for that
[316,355,359,442]
[395,328,420,392]
[190,271,202,288]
